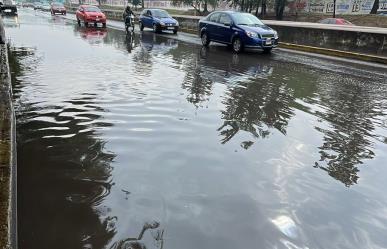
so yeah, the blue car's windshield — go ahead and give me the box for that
[153,10,170,18]
[232,13,265,26]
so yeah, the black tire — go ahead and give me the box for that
[139,22,144,31]
[173,29,177,34]
[94,23,97,27]
[102,23,106,28]
[232,37,243,53]
[77,19,81,26]
[84,21,88,27]
[201,32,210,47]
[263,48,272,54]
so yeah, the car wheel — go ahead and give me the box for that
[263,48,272,54]
[102,23,106,28]
[84,21,88,27]
[201,32,210,47]
[139,22,144,31]
[232,37,243,53]
[77,19,81,26]
[173,29,178,35]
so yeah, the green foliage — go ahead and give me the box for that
[132,0,140,7]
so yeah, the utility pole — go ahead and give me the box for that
[333,0,336,18]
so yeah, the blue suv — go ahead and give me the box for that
[139,9,179,34]
[199,11,279,53]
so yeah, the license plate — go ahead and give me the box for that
[266,38,272,45]
[167,27,174,30]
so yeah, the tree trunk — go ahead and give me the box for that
[141,0,144,9]
[261,0,266,17]
[203,0,208,13]
[370,0,379,14]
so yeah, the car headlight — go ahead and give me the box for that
[273,30,278,39]
[246,31,259,38]
[160,21,165,26]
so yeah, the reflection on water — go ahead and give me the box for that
[8,10,387,249]
[312,75,386,186]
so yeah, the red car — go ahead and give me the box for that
[318,18,354,25]
[51,2,66,15]
[76,5,106,28]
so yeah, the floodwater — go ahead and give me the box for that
[4,9,387,249]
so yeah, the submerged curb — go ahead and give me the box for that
[279,42,387,65]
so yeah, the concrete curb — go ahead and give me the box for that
[0,22,17,249]
[278,42,387,64]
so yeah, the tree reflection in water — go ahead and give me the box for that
[181,48,294,148]
[219,80,294,147]
[313,76,385,187]
[9,47,117,249]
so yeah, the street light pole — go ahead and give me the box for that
[333,0,336,18]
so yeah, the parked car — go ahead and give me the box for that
[22,2,34,7]
[0,0,18,15]
[33,2,42,10]
[318,18,354,25]
[76,5,106,27]
[41,2,51,11]
[139,9,179,34]
[199,11,278,53]
[51,2,66,15]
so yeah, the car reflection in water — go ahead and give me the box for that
[75,26,107,45]
[139,31,178,53]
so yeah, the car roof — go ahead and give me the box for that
[210,10,240,14]
[80,5,98,7]
[145,9,168,11]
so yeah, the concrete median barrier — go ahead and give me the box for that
[0,17,17,249]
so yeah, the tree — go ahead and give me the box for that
[370,0,379,14]
[275,0,286,20]
[132,0,140,10]
[172,0,216,15]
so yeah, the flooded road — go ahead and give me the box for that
[4,9,387,249]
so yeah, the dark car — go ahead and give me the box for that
[1,0,18,15]
[318,18,354,25]
[139,9,179,34]
[51,2,66,15]
[199,11,278,53]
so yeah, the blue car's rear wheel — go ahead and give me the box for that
[201,32,210,47]
[232,37,243,53]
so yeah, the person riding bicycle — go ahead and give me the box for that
[123,6,135,26]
